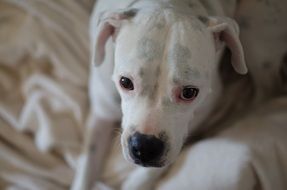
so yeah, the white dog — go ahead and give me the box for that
[72,0,287,189]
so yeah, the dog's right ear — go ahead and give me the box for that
[92,9,138,66]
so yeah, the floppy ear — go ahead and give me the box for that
[92,9,137,66]
[207,17,248,74]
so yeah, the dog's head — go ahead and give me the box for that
[92,7,247,167]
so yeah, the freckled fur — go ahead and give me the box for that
[123,9,138,17]
[169,43,191,65]
[149,82,159,101]
[140,83,149,96]
[139,67,145,78]
[137,37,161,62]
[162,97,171,107]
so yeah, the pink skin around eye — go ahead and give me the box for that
[172,87,196,103]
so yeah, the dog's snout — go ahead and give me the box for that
[128,132,165,167]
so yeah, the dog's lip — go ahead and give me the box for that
[133,158,165,168]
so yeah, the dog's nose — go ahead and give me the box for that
[128,132,165,167]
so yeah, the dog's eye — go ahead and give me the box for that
[120,76,134,90]
[180,86,199,101]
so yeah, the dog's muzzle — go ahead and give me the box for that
[128,132,165,167]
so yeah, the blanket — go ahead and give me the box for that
[0,0,91,189]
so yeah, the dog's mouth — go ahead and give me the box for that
[133,158,165,167]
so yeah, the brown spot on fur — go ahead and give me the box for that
[183,68,201,79]
[123,9,138,18]
[137,38,161,62]
[149,82,159,100]
[139,68,145,77]
[170,43,191,65]
[172,77,180,84]
[140,84,149,96]
[162,97,172,107]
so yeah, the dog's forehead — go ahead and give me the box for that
[115,15,168,74]
[115,11,214,86]
[167,23,213,85]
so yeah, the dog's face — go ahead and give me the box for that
[113,12,215,167]
[93,8,247,167]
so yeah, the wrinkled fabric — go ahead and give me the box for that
[0,0,91,189]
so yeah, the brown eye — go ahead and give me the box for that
[180,86,199,101]
[120,76,134,90]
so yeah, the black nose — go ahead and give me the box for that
[128,132,165,167]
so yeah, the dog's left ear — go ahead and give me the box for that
[207,16,248,74]
[92,9,138,66]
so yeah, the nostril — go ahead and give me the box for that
[131,142,142,158]
[128,132,165,164]
[129,134,143,160]
[133,148,141,157]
